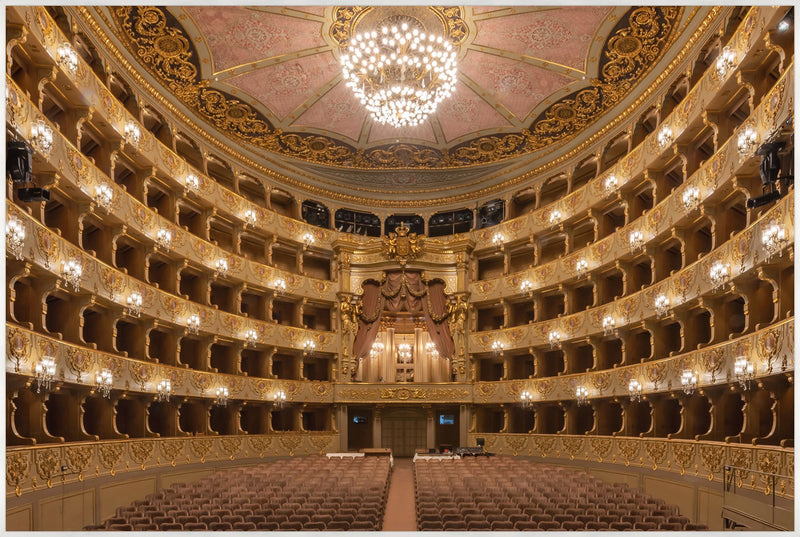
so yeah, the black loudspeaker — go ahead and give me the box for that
[7,142,32,183]
[17,187,51,202]
[476,437,485,448]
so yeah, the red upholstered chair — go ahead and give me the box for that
[538,520,561,530]
[610,521,633,530]
[208,521,232,531]
[561,520,585,531]
[658,522,684,530]
[160,523,184,531]
[586,521,610,530]
[685,523,709,530]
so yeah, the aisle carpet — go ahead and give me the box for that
[382,458,417,531]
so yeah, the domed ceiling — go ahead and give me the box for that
[91,5,707,202]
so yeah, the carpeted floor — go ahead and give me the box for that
[382,458,417,531]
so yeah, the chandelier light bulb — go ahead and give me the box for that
[520,389,533,407]
[302,232,315,249]
[341,21,457,127]
[215,386,229,407]
[95,369,113,398]
[681,369,697,395]
[303,339,316,355]
[628,379,642,402]
[57,42,79,74]
[604,174,618,193]
[491,340,504,355]
[124,121,141,146]
[575,258,588,277]
[185,173,199,194]
[30,119,54,157]
[602,315,616,337]
[548,330,561,349]
[156,228,173,250]
[61,257,82,291]
[245,329,258,348]
[520,279,533,297]
[761,221,787,260]
[657,125,673,149]
[273,278,287,295]
[127,291,143,317]
[6,216,26,260]
[157,379,171,402]
[576,386,589,406]
[425,341,439,359]
[34,355,57,393]
[549,210,562,226]
[492,232,505,248]
[186,314,201,335]
[629,229,644,253]
[94,184,114,212]
[709,260,729,291]
[243,209,257,228]
[370,341,385,359]
[215,258,229,278]
[734,356,755,390]
[778,19,790,32]
[716,46,736,78]
[273,390,287,407]
[737,126,757,157]
[682,186,700,212]
[397,343,412,361]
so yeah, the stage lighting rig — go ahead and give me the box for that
[746,129,793,209]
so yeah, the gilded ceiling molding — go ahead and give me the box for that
[110,6,683,170]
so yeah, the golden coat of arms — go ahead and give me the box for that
[382,225,424,263]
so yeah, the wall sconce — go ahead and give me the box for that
[681,369,697,395]
[186,314,201,335]
[549,210,562,226]
[302,232,315,249]
[492,232,505,250]
[215,258,229,278]
[491,341,504,356]
[215,386,229,407]
[576,386,589,406]
[681,186,700,212]
[761,220,787,260]
[30,120,54,157]
[34,355,56,393]
[57,42,79,74]
[425,341,439,359]
[602,315,616,337]
[95,369,113,398]
[156,228,173,250]
[657,125,673,149]
[6,216,25,260]
[157,379,171,402]
[184,173,199,194]
[778,19,791,32]
[273,278,287,295]
[124,121,141,146]
[654,294,670,318]
[737,126,758,158]
[629,230,644,253]
[244,329,258,348]
[61,257,82,291]
[370,341,385,359]
[126,291,143,317]
[548,330,561,350]
[273,389,287,408]
[709,261,729,291]
[715,46,736,78]
[734,356,755,390]
[603,174,618,193]
[303,339,316,355]
[575,258,588,278]
[520,279,533,298]
[628,379,642,402]
[243,209,257,228]
[520,390,533,408]
[94,184,114,212]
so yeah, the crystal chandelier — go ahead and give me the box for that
[273,278,287,295]
[657,125,673,149]
[761,220,787,260]
[34,355,56,393]
[30,120,54,157]
[302,232,315,249]
[370,341,385,359]
[715,46,736,78]
[157,379,171,402]
[303,339,316,355]
[575,258,588,278]
[243,209,257,228]
[709,261,729,291]
[215,386,229,407]
[603,174,618,193]
[520,279,533,297]
[575,386,589,406]
[244,329,258,348]
[734,355,754,390]
[340,20,458,128]
[628,379,642,402]
[629,230,644,253]
[273,389,287,408]
[126,291,143,317]
[95,369,113,398]
[602,315,616,337]
[186,314,201,335]
[215,258,229,278]
[548,330,561,350]
[124,121,141,146]
[94,184,114,212]
[425,341,439,359]
[682,186,700,212]
[156,228,173,250]
[681,369,697,395]
[61,257,82,291]
[737,126,757,158]
[6,216,25,260]
[492,232,505,249]
[57,42,79,74]
[184,173,199,194]
[654,294,670,318]
[549,210,562,226]
[520,390,533,408]
[397,343,412,362]
[491,340,504,355]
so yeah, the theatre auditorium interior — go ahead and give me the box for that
[3,4,796,533]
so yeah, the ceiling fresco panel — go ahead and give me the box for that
[368,117,438,146]
[293,81,368,142]
[437,81,515,143]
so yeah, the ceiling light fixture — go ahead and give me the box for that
[340,20,458,128]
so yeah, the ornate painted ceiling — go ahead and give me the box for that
[86,6,711,202]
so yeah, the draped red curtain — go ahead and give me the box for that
[351,271,455,361]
